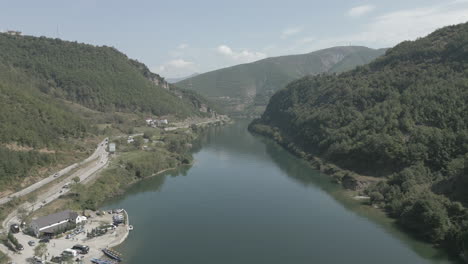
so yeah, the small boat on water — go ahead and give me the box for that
[91,258,117,264]
[102,248,123,262]
[128,225,133,231]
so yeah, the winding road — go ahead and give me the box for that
[1,138,110,230]
[0,138,109,206]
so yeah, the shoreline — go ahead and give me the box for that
[248,122,465,263]
[81,209,131,262]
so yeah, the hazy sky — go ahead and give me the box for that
[1,0,468,78]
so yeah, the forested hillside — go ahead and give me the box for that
[177,46,386,116]
[250,22,468,257]
[0,33,210,190]
[0,34,207,116]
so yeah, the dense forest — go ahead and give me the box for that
[0,33,211,190]
[0,34,209,116]
[250,22,468,257]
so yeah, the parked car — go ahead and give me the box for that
[10,224,20,233]
[39,238,50,243]
[28,240,36,246]
[16,244,24,251]
[32,256,45,264]
[50,256,62,263]
[62,249,78,257]
[72,244,89,254]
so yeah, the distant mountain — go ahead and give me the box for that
[250,22,468,257]
[166,73,199,84]
[176,46,386,116]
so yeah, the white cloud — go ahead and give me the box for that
[306,1,468,51]
[216,44,267,63]
[347,5,375,18]
[152,59,197,78]
[298,37,315,45]
[167,59,193,68]
[177,43,189,49]
[281,27,303,39]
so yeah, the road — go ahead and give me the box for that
[0,138,109,205]
[0,138,111,262]
[2,138,110,230]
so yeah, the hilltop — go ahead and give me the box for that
[176,46,386,116]
[250,22,468,257]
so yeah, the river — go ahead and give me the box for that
[102,120,456,264]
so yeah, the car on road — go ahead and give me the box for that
[28,240,36,246]
[53,173,59,178]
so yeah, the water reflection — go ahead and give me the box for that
[101,120,455,264]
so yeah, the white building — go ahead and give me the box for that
[109,143,116,153]
[30,210,79,237]
[6,30,21,36]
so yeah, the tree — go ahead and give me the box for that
[34,243,47,258]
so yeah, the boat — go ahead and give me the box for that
[102,248,123,262]
[91,258,117,264]
[128,225,133,231]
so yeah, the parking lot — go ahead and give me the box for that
[8,211,129,263]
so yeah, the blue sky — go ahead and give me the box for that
[1,0,468,78]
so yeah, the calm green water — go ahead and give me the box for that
[103,121,456,264]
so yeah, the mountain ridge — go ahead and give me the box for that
[176,46,386,116]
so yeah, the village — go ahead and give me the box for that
[0,136,129,264]
[5,208,131,264]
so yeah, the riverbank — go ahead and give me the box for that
[248,121,468,263]
[248,121,378,191]
[100,120,453,264]
[164,115,230,131]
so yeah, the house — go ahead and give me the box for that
[127,137,134,144]
[6,30,21,36]
[109,143,116,153]
[145,117,169,128]
[30,210,79,237]
[76,215,87,224]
